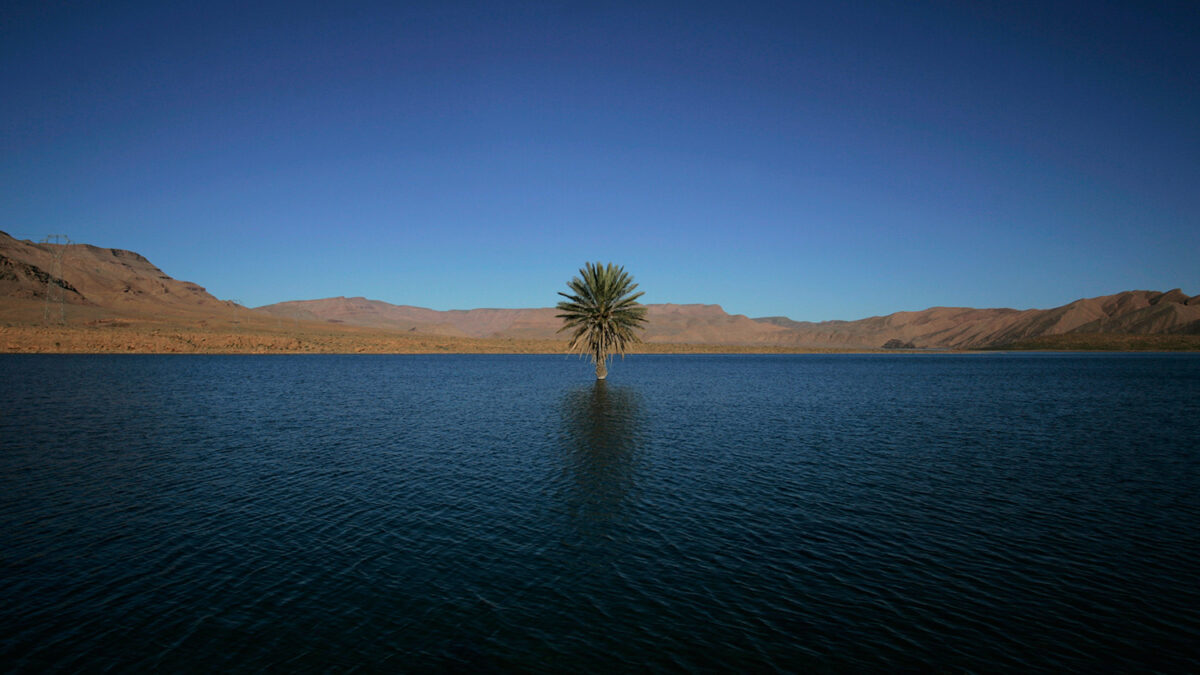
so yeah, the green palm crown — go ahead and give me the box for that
[556,262,648,379]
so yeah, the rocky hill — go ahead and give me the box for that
[256,298,795,344]
[257,290,1200,349]
[1,231,238,320]
[5,231,1197,349]
[754,290,1200,349]
[253,297,561,339]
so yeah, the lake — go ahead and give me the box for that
[2,353,1198,671]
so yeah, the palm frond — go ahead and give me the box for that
[555,262,648,375]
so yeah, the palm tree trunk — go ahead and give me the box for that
[594,355,608,380]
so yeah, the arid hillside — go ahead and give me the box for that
[0,232,835,353]
[2,231,239,320]
[253,297,554,338]
[255,298,790,344]
[261,290,1200,349]
[4,231,1198,352]
[757,290,1200,349]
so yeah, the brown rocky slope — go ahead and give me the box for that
[4,231,1197,351]
[260,291,1200,349]
[1,230,238,320]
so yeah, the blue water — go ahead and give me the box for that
[2,354,1198,672]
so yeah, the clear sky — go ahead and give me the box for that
[3,1,1197,320]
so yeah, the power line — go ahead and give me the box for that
[40,234,72,324]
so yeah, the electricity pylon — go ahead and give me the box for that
[40,234,71,324]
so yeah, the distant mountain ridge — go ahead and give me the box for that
[748,291,1200,348]
[254,298,792,343]
[3,231,1197,348]
[258,290,1200,349]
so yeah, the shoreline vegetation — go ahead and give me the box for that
[3,318,1199,354]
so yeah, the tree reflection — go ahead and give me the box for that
[559,380,643,536]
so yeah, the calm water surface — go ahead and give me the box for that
[2,354,1198,672]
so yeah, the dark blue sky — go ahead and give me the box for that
[3,1,1197,319]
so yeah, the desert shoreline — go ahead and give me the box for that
[0,324,900,355]
[4,323,1197,355]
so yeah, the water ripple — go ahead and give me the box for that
[1,354,1198,671]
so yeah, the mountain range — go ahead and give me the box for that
[4,230,1199,350]
[256,292,1200,349]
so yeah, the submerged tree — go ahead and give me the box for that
[556,262,648,380]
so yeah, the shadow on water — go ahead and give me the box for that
[558,380,644,538]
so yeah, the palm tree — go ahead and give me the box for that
[556,262,648,380]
